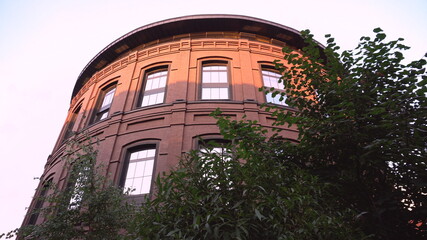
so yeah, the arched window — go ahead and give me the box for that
[198,139,232,190]
[121,145,157,195]
[200,61,231,100]
[198,139,231,161]
[91,83,117,123]
[63,104,81,140]
[27,178,53,225]
[139,67,168,107]
[261,67,287,106]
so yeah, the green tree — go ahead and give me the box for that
[129,112,365,240]
[12,136,133,240]
[266,29,427,239]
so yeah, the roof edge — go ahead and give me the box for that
[71,14,322,101]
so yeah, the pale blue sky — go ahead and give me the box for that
[0,0,426,235]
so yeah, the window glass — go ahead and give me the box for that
[124,148,156,195]
[262,69,287,106]
[199,140,231,161]
[101,88,116,109]
[199,140,232,189]
[99,112,109,121]
[140,69,168,107]
[68,166,90,210]
[201,63,230,100]
[93,85,116,123]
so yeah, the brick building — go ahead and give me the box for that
[23,15,316,225]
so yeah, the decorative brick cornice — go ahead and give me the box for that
[70,38,285,109]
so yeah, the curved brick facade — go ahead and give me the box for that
[23,15,313,225]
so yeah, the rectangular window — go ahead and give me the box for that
[123,148,156,195]
[262,70,287,106]
[140,69,167,107]
[201,63,230,100]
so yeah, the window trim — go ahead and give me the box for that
[90,82,117,124]
[260,65,287,106]
[136,65,170,109]
[199,60,232,100]
[63,104,82,140]
[119,142,159,198]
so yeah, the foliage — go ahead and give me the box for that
[12,135,133,240]
[266,28,427,239]
[128,111,365,240]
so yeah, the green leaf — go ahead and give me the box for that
[373,27,383,33]
[376,33,386,41]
